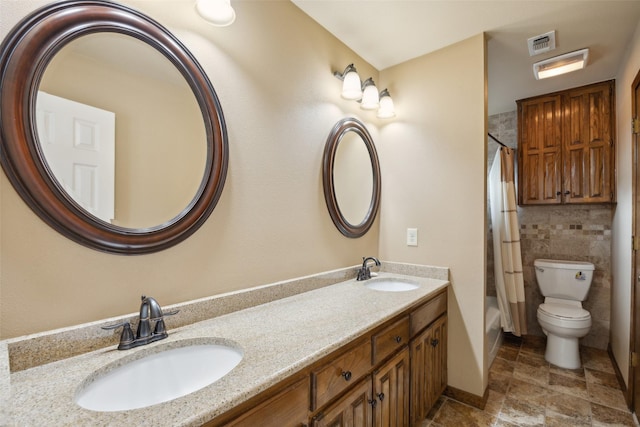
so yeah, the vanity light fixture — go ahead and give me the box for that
[333,63,362,100]
[359,78,379,110]
[377,89,396,119]
[533,48,589,80]
[333,64,396,119]
[195,0,236,26]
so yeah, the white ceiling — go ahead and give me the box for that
[291,0,640,114]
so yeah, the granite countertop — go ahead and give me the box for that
[7,270,449,426]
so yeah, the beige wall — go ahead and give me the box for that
[378,34,488,396]
[612,19,640,386]
[0,0,380,338]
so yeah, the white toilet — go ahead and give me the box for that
[534,259,594,369]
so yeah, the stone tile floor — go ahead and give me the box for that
[422,335,638,426]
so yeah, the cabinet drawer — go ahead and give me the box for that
[371,316,409,365]
[220,377,309,427]
[311,340,372,410]
[410,291,447,337]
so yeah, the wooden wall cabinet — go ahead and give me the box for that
[211,289,447,427]
[517,80,615,205]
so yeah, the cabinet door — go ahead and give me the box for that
[517,94,563,204]
[563,80,615,203]
[312,378,373,427]
[223,377,309,427]
[410,315,447,427]
[373,348,410,427]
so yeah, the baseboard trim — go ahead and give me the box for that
[444,385,489,410]
[608,343,632,410]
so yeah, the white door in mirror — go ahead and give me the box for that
[36,91,115,223]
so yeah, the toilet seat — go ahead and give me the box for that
[538,302,590,320]
[537,303,591,331]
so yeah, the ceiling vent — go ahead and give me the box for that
[528,31,556,56]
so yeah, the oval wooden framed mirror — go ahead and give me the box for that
[322,117,381,238]
[0,0,228,254]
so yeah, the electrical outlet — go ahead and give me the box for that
[407,228,418,246]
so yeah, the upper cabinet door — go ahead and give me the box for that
[563,81,615,203]
[517,80,616,205]
[517,94,563,205]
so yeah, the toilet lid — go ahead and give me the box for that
[538,303,590,320]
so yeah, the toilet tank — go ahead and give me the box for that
[534,259,595,301]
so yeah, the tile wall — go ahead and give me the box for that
[487,111,612,350]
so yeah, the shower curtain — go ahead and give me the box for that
[489,148,527,336]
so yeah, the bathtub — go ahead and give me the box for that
[486,296,503,368]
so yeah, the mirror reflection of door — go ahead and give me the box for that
[333,131,374,226]
[36,91,116,223]
[37,32,207,230]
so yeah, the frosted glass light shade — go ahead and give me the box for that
[377,93,395,118]
[196,0,236,26]
[341,70,362,100]
[533,48,589,80]
[360,82,379,110]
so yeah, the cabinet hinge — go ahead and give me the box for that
[633,118,640,135]
[633,236,640,251]
[631,351,639,367]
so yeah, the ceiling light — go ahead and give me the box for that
[196,0,236,26]
[533,48,589,80]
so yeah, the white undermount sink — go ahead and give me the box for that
[75,341,243,412]
[364,278,420,292]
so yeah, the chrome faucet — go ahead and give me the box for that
[103,295,178,350]
[357,256,381,281]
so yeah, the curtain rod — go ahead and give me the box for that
[488,133,508,148]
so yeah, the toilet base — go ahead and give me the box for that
[544,333,581,369]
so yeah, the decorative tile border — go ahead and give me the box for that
[521,223,611,241]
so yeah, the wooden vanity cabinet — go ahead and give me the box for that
[311,344,410,427]
[517,80,615,205]
[212,288,448,427]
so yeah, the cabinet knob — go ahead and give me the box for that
[368,399,377,407]
[377,392,385,401]
[431,338,439,347]
[394,336,402,343]
[341,370,352,381]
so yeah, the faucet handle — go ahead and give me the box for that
[152,309,179,335]
[162,309,179,317]
[102,321,130,331]
[102,321,135,349]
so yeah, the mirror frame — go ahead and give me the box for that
[0,0,228,254]
[322,117,381,238]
